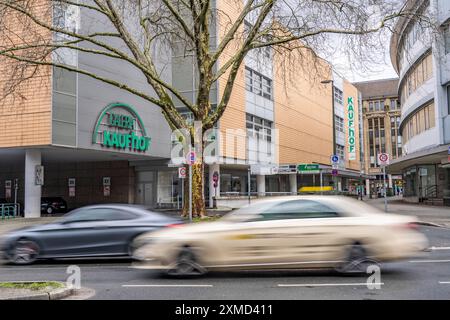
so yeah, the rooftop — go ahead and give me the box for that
[353,78,399,100]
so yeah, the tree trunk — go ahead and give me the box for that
[182,158,206,218]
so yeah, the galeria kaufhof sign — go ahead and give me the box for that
[92,103,151,152]
[347,96,356,161]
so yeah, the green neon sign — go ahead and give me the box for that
[347,97,356,160]
[92,103,151,152]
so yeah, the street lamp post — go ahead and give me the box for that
[321,79,336,194]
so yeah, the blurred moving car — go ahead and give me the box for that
[0,204,182,264]
[41,197,68,214]
[133,196,429,276]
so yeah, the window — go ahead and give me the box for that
[335,116,344,133]
[61,208,136,223]
[445,24,450,55]
[336,144,345,161]
[390,99,398,110]
[367,100,385,112]
[246,113,273,142]
[258,200,339,221]
[397,1,430,70]
[400,52,433,104]
[402,101,435,143]
[245,67,273,100]
[53,2,79,33]
[447,86,450,115]
[334,87,343,105]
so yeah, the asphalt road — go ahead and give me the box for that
[1,226,450,300]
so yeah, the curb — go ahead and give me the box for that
[0,284,74,300]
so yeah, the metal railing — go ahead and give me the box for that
[423,185,438,199]
[0,203,20,220]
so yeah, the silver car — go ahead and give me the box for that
[0,204,182,264]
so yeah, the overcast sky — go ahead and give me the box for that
[327,35,399,83]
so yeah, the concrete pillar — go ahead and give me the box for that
[289,174,297,195]
[208,163,220,208]
[257,175,265,197]
[366,179,370,197]
[24,149,42,218]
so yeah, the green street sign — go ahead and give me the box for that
[297,164,320,173]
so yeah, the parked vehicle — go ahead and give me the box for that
[133,196,429,276]
[41,197,68,214]
[0,204,182,264]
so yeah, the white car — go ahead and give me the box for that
[132,196,429,276]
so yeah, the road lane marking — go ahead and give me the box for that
[277,283,384,287]
[439,281,450,284]
[122,284,213,288]
[429,247,450,251]
[408,260,450,263]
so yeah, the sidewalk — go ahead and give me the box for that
[0,217,58,235]
[364,196,450,227]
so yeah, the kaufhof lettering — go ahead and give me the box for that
[102,130,149,152]
[92,103,151,153]
[347,96,356,160]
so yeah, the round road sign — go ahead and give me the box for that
[331,155,339,163]
[187,151,196,165]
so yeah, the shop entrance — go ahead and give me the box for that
[136,183,154,207]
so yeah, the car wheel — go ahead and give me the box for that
[46,207,54,214]
[335,243,378,275]
[9,239,40,265]
[167,247,206,278]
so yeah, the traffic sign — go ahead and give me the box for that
[331,155,339,164]
[297,164,320,174]
[187,151,196,165]
[178,167,187,179]
[377,153,390,166]
[212,171,219,182]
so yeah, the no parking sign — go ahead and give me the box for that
[178,167,187,179]
[377,153,390,166]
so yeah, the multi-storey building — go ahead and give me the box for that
[389,0,450,205]
[0,2,364,216]
[354,79,403,197]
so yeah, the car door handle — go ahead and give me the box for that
[92,226,109,230]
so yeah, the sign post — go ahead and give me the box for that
[377,153,390,212]
[178,167,187,210]
[14,179,18,205]
[331,155,339,195]
[5,180,11,200]
[187,149,195,222]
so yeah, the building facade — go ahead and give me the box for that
[389,0,450,205]
[0,2,364,217]
[0,2,173,216]
[354,79,403,197]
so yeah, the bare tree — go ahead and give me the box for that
[0,0,431,217]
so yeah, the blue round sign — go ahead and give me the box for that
[187,151,196,165]
[331,155,339,163]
